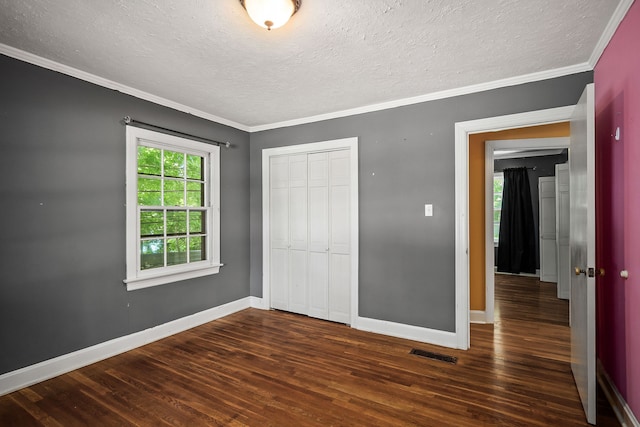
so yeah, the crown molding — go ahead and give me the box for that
[588,0,635,68]
[0,43,250,132]
[248,62,591,132]
[4,0,633,138]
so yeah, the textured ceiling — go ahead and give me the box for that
[0,0,622,129]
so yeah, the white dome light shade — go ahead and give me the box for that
[241,0,298,30]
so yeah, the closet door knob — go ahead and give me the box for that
[574,267,586,276]
[620,270,629,279]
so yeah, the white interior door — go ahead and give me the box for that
[539,176,558,283]
[556,163,570,300]
[569,83,596,425]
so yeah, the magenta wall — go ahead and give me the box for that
[595,0,640,417]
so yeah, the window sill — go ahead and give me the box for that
[124,264,223,291]
[494,241,499,247]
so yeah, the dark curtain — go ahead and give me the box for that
[497,167,536,274]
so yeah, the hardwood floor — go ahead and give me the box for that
[0,275,620,426]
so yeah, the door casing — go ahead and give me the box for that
[455,106,575,349]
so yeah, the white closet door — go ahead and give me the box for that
[307,153,329,320]
[270,156,289,310]
[556,163,570,299]
[269,149,352,324]
[288,155,308,314]
[329,150,351,323]
[539,176,558,283]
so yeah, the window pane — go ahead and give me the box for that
[493,210,501,222]
[138,178,162,206]
[140,210,164,237]
[493,178,503,194]
[189,211,205,234]
[493,195,502,210]
[187,182,204,207]
[167,237,187,266]
[138,146,161,176]
[494,224,500,242]
[164,150,185,178]
[187,154,204,180]
[164,180,185,206]
[190,236,206,262]
[166,210,187,235]
[141,239,164,270]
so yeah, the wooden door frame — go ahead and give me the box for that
[261,137,360,326]
[454,106,575,349]
[484,137,570,324]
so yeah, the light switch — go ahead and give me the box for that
[425,204,433,217]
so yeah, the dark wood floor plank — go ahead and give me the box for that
[0,274,621,426]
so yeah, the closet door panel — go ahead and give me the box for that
[329,253,350,324]
[289,186,307,250]
[270,188,289,249]
[308,251,329,319]
[270,156,289,189]
[270,156,289,311]
[271,247,288,310]
[308,187,329,249]
[289,249,307,315]
[289,154,307,251]
[330,151,350,255]
[308,153,329,187]
[307,152,329,319]
[289,154,307,187]
[330,186,350,254]
[330,150,350,186]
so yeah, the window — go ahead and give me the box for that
[493,172,504,245]
[125,127,220,291]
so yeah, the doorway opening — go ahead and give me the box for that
[482,135,570,324]
[454,105,575,349]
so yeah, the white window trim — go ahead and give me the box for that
[124,126,221,291]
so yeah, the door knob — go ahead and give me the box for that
[620,270,629,279]
[598,268,605,277]
[575,267,586,276]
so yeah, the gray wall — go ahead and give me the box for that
[494,152,569,269]
[0,55,250,374]
[0,50,593,375]
[250,73,592,332]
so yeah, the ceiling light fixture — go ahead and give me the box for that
[240,0,301,31]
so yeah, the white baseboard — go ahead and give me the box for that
[470,310,487,324]
[356,316,459,349]
[597,359,640,427]
[249,296,268,310]
[0,297,252,397]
